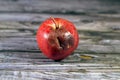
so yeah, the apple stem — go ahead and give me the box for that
[50,17,59,29]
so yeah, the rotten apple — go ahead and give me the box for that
[36,17,79,61]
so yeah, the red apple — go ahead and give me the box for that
[36,17,79,61]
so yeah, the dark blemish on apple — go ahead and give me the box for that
[48,26,74,50]
[57,31,74,50]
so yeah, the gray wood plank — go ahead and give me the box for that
[0,0,120,79]
[0,0,120,14]
[0,71,119,80]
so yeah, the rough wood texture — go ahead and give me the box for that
[0,0,120,80]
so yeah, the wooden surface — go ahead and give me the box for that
[0,0,120,80]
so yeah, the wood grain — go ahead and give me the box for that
[0,0,120,80]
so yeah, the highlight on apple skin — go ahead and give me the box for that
[36,17,79,61]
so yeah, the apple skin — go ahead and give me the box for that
[36,17,79,61]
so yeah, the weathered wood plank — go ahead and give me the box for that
[0,0,120,79]
[0,37,120,53]
[0,0,120,14]
[0,71,119,80]
[0,62,120,79]
[0,63,119,72]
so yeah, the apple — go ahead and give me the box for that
[36,17,79,61]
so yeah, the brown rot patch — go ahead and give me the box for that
[48,26,75,50]
[47,17,75,50]
[57,31,74,50]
